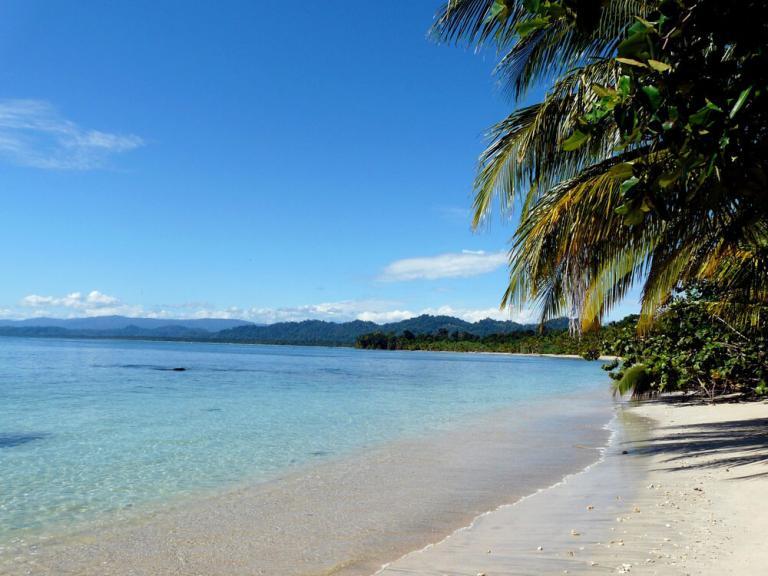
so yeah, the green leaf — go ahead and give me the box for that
[616,57,648,68]
[729,86,752,119]
[591,84,616,98]
[633,16,655,29]
[642,85,662,109]
[624,208,646,226]
[705,99,724,113]
[561,129,590,151]
[617,31,651,60]
[486,0,508,23]
[689,106,710,127]
[607,162,635,180]
[584,108,609,124]
[515,16,549,38]
[657,169,680,188]
[647,59,671,72]
[523,0,540,12]
[615,202,631,215]
[618,76,632,98]
[620,176,640,195]
[627,21,648,35]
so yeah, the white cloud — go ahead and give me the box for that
[356,310,416,323]
[379,250,508,282]
[21,290,121,312]
[85,290,118,305]
[341,304,537,324]
[0,99,143,170]
[222,300,402,324]
[7,292,539,325]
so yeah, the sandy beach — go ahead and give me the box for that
[1,389,613,576]
[5,385,767,576]
[378,399,768,575]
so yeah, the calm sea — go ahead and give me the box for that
[0,337,609,549]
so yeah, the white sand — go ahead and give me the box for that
[7,397,765,575]
[377,400,768,575]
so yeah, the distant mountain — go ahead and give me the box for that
[213,314,569,345]
[0,315,252,332]
[0,314,570,346]
[215,319,380,345]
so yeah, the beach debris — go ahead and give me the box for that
[633,506,641,513]
[537,546,544,551]
[616,563,633,573]
[571,529,581,536]
[477,573,486,576]
[587,505,594,510]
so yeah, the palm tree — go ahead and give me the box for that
[433,0,768,333]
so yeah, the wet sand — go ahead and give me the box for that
[379,399,768,576]
[2,390,613,576]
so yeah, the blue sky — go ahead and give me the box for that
[0,1,639,324]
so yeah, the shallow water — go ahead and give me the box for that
[0,337,612,573]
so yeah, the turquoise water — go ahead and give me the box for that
[0,337,608,545]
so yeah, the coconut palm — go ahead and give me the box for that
[433,0,768,333]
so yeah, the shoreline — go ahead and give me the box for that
[0,334,619,361]
[2,388,614,576]
[11,383,763,575]
[377,399,768,575]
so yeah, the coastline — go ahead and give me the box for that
[2,388,613,576]
[0,334,619,362]
[378,399,768,575]
[9,370,764,576]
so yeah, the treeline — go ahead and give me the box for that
[357,287,768,400]
[355,326,608,358]
[0,314,571,348]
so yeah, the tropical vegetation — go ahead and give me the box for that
[432,0,768,397]
[357,288,768,400]
[355,326,605,356]
[433,0,768,334]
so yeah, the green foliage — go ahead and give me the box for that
[355,326,606,357]
[357,288,768,401]
[433,0,768,332]
[606,286,768,399]
[611,364,653,399]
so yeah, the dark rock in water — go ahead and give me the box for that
[0,433,48,448]
[147,366,188,371]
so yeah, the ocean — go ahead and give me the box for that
[0,336,613,574]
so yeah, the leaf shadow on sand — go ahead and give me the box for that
[623,415,768,479]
